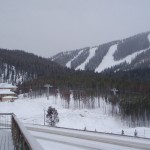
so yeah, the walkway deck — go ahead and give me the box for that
[0,130,14,150]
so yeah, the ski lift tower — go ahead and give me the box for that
[44,84,53,100]
[111,88,118,95]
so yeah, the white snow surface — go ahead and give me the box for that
[95,44,150,73]
[2,96,18,99]
[66,50,84,68]
[0,83,17,89]
[31,130,143,150]
[1,96,150,150]
[37,139,85,150]
[0,96,150,139]
[0,89,15,94]
[75,47,98,70]
[27,124,150,150]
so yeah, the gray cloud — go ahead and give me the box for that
[0,0,150,57]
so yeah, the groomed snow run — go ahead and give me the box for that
[75,47,98,70]
[95,44,150,73]
[66,50,84,68]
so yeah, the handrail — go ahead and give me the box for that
[0,113,12,129]
[0,113,13,115]
[12,114,44,150]
[0,113,44,150]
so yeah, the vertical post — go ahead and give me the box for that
[47,86,49,100]
[44,84,52,100]
[43,108,46,126]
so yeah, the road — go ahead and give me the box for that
[26,125,150,150]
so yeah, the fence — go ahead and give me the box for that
[0,113,44,150]
[0,113,12,129]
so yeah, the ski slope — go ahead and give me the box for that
[95,44,150,73]
[75,47,98,70]
[65,33,150,72]
[66,50,84,68]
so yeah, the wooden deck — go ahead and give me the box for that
[0,130,14,150]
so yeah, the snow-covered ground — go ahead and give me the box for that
[0,95,150,138]
[27,125,150,150]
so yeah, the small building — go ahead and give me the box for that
[0,83,17,92]
[0,83,18,102]
[2,96,18,102]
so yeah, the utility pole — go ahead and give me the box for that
[43,108,46,126]
[44,84,52,100]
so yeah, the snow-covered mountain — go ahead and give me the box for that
[50,31,150,73]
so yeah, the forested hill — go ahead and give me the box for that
[0,49,67,84]
[1,48,150,92]
[1,31,150,93]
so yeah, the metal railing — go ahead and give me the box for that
[0,113,12,129]
[0,113,44,150]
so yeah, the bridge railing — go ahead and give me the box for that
[0,113,44,150]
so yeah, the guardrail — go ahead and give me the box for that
[0,113,44,150]
[26,122,150,140]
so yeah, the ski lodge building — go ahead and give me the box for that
[0,83,18,102]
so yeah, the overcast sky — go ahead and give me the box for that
[0,0,150,58]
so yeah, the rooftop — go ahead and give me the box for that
[0,83,17,89]
[0,89,15,95]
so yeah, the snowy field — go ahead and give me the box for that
[0,95,150,138]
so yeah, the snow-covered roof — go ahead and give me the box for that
[0,89,15,95]
[2,96,18,99]
[0,83,17,89]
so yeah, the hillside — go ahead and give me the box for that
[50,31,150,73]
[1,32,150,93]
[0,49,67,84]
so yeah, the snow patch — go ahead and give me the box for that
[0,89,15,94]
[0,83,17,89]
[75,47,98,70]
[95,44,150,73]
[66,50,84,68]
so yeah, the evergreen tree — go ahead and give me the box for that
[46,106,59,126]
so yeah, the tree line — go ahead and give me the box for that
[1,48,150,93]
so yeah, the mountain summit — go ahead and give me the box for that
[50,31,150,73]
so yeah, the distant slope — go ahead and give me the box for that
[50,31,150,73]
[0,49,66,84]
